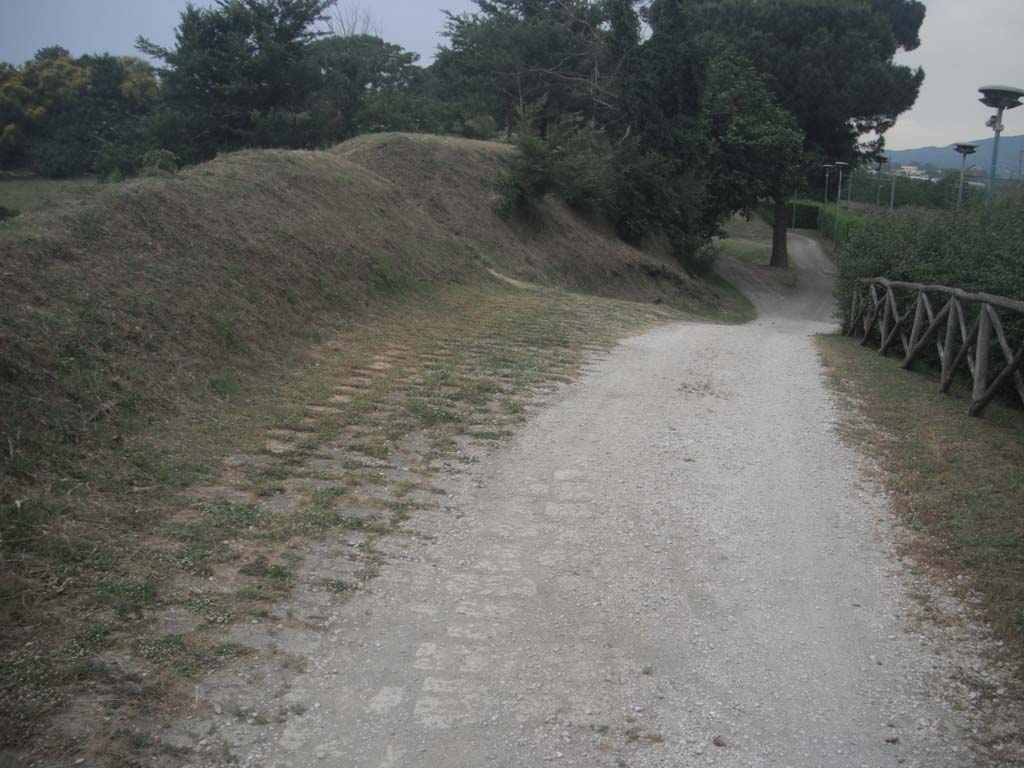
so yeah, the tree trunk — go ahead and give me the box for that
[770,197,789,268]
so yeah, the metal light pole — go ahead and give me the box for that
[954,143,978,210]
[875,156,888,208]
[823,164,834,204]
[889,164,897,211]
[833,161,848,245]
[979,85,1024,205]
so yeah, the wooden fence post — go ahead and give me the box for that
[848,291,860,337]
[972,304,993,406]
[940,298,958,388]
[970,342,1024,417]
[906,294,924,357]
[879,287,892,354]
[853,277,1024,420]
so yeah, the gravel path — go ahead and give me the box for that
[225,234,1014,767]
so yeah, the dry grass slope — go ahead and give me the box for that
[336,134,711,303]
[0,134,748,760]
[2,149,470,487]
[0,135,721,497]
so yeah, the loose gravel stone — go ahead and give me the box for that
[170,235,1022,767]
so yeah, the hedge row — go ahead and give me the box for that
[834,197,1024,327]
[817,203,865,248]
[757,199,821,229]
[754,199,867,246]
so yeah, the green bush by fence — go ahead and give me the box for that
[834,197,1024,326]
[817,203,864,247]
[755,199,865,242]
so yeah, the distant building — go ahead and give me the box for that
[895,163,930,180]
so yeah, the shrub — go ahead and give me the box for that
[494,135,552,218]
[610,142,674,245]
[494,117,612,219]
[791,200,821,228]
[141,149,178,174]
[685,239,720,275]
[461,114,497,140]
[834,196,1024,326]
[29,139,92,178]
[96,142,145,181]
[817,203,864,247]
[0,206,19,222]
[759,199,820,229]
[495,115,715,274]
[544,117,613,214]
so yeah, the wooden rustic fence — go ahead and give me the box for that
[845,277,1024,417]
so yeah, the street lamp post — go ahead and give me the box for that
[833,161,848,245]
[954,143,978,210]
[889,164,897,211]
[823,164,834,204]
[875,156,888,208]
[978,85,1024,205]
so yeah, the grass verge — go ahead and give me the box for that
[817,334,1024,658]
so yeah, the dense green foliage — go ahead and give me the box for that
[654,0,925,264]
[817,204,865,248]
[819,166,984,211]
[495,116,614,220]
[661,0,924,161]
[462,1,804,270]
[136,1,454,161]
[834,199,1024,323]
[136,0,333,160]
[2,2,446,175]
[758,198,867,243]
[760,199,821,229]
[0,47,156,177]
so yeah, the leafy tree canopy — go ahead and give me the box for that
[648,0,925,163]
[0,48,156,175]
[138,0,333,155]
[645,0,925,265]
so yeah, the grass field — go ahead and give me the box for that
[0,176,98,214]
[818,335,1024,658]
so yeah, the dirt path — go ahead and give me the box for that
[193,234,1013,767]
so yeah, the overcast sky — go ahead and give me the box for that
[887,0,1024,149]
[1,0,1022,150]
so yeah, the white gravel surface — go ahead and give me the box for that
[202,234,1021,767]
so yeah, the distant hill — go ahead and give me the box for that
[886,134,1024,177]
